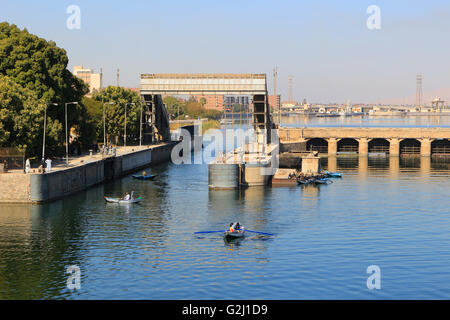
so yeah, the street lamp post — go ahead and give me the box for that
[139,101,143,146]
[65,102,78,166]
[124,103,135,147]
[42,103,58,163]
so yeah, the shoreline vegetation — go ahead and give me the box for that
[164,96,222,132]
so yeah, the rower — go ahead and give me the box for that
[130,190,135,200]
[123,192,130,201]
[142,170,147,176]
[230,222,241,232]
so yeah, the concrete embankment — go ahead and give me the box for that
[0,142,177,204]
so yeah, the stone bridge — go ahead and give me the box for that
[279,127,450,157]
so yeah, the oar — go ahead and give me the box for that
[244,230,274,236]
[194,230,225,234]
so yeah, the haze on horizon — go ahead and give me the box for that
[1,0,450,105]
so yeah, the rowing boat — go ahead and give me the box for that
[297,178,314,185]
[132,174,156,180]
[224,228,245,240]
[104,196,143,203]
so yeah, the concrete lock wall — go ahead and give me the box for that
[26,143,177,203]
[0,173,31,202]
[30,160,104,202]
[243,163,271,186]
[121,149,151,173]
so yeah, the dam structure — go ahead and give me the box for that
[141,73,277,189]
[279,127,450,158]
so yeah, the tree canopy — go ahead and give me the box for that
[0,22,87,103]
[0,22,89,157]
[92,86,141,145]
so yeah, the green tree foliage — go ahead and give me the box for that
[0,75,62,156]
[0,22,89,156]
[80,96,103,148]
[163,96,184,118]
[92,86,141,145]
[0,22,87,103]
[163,96,222,120]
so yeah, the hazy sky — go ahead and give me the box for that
[2,0,450,104]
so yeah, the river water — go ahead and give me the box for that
[0,116,449,299]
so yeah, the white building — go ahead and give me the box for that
[73,66,102,95]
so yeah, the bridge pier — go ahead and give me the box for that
[327,138,338,155]
[389,138,400,157]
[358,138,369,156]
[420,138,432,157]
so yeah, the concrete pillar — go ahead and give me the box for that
[327,138,338,155]
[389,138,400,157]
[327,156,337,172]
[420,138,432,157]
[358,138,369,156]
[389,157,400,176]
[420,156,431,174]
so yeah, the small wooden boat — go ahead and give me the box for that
[297,178,314,185]
[314,178,333,185]
[224,228,245,240]
[104,196,143,203]
[324,170,342,178]
[132,174,156,180]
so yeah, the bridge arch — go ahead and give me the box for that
[306,138,328,153]
[431,139,450,157]
[337,138,359,154]
[368,138,390,155]
[400,138,421,156]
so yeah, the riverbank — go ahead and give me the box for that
[0,143,177,203]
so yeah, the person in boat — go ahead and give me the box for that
[130,190,135,200]
[123,192,131,201]
[229,222,241,232]
[142,170,147,176]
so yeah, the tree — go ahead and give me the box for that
[79,96,103,148]
[163,96,185,118]
[0,22,89,156]
[0,75,62,157]
[92,86,141,145]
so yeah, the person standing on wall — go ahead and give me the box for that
[45,158,52,172]
[25,158,31,173]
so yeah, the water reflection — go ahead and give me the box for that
[0,146,449,299]
[0,196,89,299]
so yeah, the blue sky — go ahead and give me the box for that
[2,0,450,104]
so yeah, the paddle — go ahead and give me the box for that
[243,230,274,236]
[194,230,225,234]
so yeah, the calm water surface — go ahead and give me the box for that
[0,117,449,299]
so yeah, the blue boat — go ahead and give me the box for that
[132,174,156,180]
[324,170,343,178]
